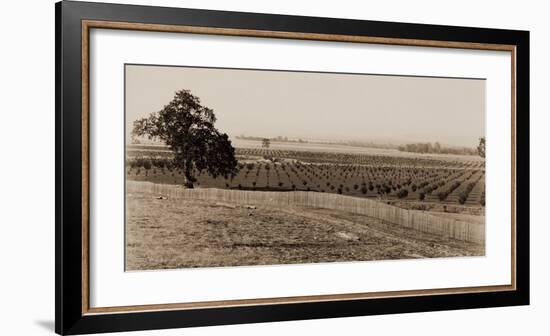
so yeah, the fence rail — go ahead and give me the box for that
[127,181,484,244]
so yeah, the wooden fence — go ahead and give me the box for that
[127,181,484,244]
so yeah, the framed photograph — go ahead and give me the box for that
[55,1,529,334]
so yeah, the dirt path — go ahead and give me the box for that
[126,191,484,270]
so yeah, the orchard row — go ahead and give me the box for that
[126,157,485,206]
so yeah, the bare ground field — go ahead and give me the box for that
[126,190,484,270]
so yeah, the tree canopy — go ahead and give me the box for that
[132,89,238,188]
[397,142,478,156]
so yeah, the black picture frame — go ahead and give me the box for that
[55,1,529,334]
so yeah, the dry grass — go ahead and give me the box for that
[420,210,485,225]
[126,190,484,271]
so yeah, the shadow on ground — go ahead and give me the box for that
[35,320,55,332]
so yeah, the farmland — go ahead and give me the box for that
[123,65,486,270]
[126,189,484,270]
[126,141,485,211]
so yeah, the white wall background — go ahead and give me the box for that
[0,0,546,335]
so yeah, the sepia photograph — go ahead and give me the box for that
[124,64,486,271]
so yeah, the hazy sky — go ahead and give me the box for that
[126,64,485,147]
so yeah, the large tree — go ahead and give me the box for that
[477,137,486,158]
[132,89,238,188]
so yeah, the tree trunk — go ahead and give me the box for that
[183,165,195,189]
